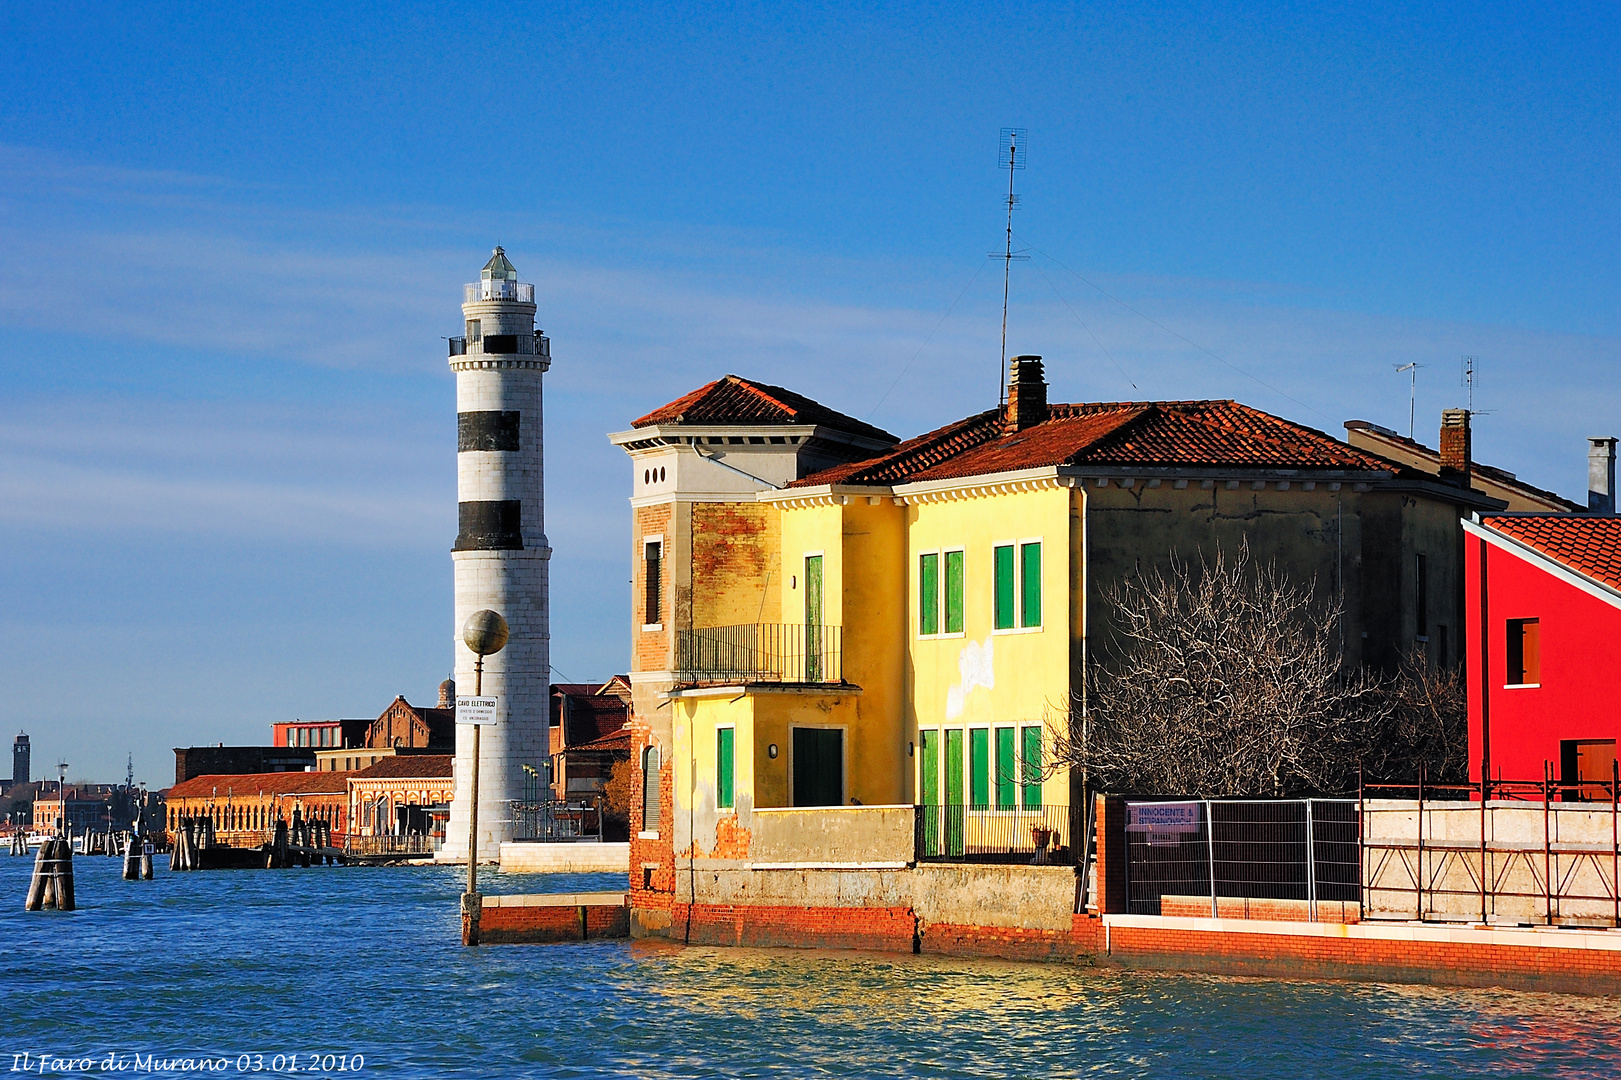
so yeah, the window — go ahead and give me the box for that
[465,318,481,343]
[994,540,1043,630]
[716,727,735,810]
[994,727,1016,809]
[944,550,965,634]
[919,553,939,636]
[969,727,989,810]
[643,540,662,626]
[642,746,661,830]
[1021,725,1043,808]
[1415,553,1429,639]
[1507,618,1541,686]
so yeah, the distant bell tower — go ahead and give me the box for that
[439,248,552,862]
[12,732,29,786]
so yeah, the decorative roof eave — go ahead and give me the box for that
[607,423,892,453]
[756,484,887,509]
[888,466,1077,505]
[1464,517,1621,611]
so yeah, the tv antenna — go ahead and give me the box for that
[1461,355,1479,413]
[993,127,1029,404]
[1394,362,1424,438]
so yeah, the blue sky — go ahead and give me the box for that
[1,2,1616,784]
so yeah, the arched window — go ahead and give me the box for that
[642,746,661,831]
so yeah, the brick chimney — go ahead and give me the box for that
[1438,409,1471,486]
[1590,437,1617,514]
[1005,355,1048,434]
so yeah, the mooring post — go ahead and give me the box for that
[25,840,49,910]
[56,839,75,911]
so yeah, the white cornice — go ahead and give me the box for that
[1463,517,1621,611]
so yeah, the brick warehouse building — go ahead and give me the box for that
[609,365,1516,937]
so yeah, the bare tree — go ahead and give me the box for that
[1049,542,1456,797]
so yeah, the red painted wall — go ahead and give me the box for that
[1467,530,1621,787]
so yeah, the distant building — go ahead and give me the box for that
[270,718,371,751]
[348,755,454,841]
[33,787,108,832]
[1346,420,1586,513]
[311,683,456,771]
[12,732,29,787]
[166,770,353,846]
[173,745,317,785]
[549,679,631,801]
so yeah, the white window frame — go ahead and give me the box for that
[991,536,1044,635]
[917,546,968,640]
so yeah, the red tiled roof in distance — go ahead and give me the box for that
[168,771,352,800]
[794,400,1394,487]
[632,375,897,444]
[349,755,454,780]
[1485,516,1621,592]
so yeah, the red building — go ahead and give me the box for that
[1465,514,1621,796]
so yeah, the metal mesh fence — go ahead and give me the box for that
[1125,799,1357,915]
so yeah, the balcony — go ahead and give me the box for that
[674,623,844,685]
[448,332,551,358]
[465,280,535,303]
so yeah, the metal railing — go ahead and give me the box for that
[1124,798,1359,917]
[509,799,604,841]
[344,834,437,857]
[448,332,549,358]
[675,623,843,684]
[915,804,1077,865]
[464,281,535,303]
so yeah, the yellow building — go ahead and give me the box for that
[612,358,1508,917]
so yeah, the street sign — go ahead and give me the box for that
[456,696,500,726]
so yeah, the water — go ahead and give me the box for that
[8,854,1621,1078]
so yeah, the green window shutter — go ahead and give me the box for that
[920,729,939,806]
[1021,725,1042,808]
[716,727,735,809]
[969,727,989,810]
[993,544,1015,629]
[945,729,964,805]
[995,727,1016,809]
[945,550,965,634]
[1020,541,1042,627]
[919,553,939,636]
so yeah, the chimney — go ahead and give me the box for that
[1590,437,1618,514]
[1438,409,1472,486]
[1005,355,1048,434]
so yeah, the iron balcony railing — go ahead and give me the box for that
[464,280,536,303]
[915,804,1078,865]
[448,332,550,358]
[675,623,844,685]
[344,834,438,857]
[510,799,604,842]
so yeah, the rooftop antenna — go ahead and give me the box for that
[994,127,1029,405]
[1461,355,1479,413]
[126,753,134,791]
[1394,362,1424,438]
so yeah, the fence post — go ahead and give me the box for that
[1613,758,1619,929]
[1543,760,1553,926]
[1480,769,1488,924]
[1305,799,1317,923]
[1416,764,1425,921]
[1205,799,1217,918]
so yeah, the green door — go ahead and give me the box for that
[804,554,824,681]
[945,728,965,856]
[920,729,940,855]
[792,727,843,806]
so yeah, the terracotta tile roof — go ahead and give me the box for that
[1345,421,1582,511]
[349,755,453,780]
[632,375,897,444]
[168,771,352,799]
[572,729,632,753]
[794,400,1393,487]
[1485,516,1621,592]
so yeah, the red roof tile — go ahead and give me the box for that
[168,771,351,799]
[794,400,1393,486]
[633,375,896,444]
[1485,516,1621,592]
[349,755,453,780]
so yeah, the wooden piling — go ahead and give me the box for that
[55,841,74,910]
[25,841,49,910]
[140,848,153,879]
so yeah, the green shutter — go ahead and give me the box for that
[995,727,1016,809]
[969,727,989,810]
[993,544,1015,629]
[945,550,965,634]
[1021,725,1042,808]
[921,729,939,805]
[919,553,939,636]
[944,729,965,856]
[717,727,735,809]
[1020,541,1042,627]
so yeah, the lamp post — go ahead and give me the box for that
[460,608,508,935]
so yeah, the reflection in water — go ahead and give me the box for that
[5,858,1621,1078]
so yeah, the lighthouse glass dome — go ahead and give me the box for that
[465,246,534,303]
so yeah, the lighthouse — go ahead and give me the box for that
[439,247,551,862]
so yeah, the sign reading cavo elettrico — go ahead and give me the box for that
[456,696,500,726]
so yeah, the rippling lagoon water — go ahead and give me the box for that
[8,854,1621,1078]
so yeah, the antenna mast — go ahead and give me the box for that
[1461,355,1478,413]
[996,127,1028,405]
[1394,362,1423,439]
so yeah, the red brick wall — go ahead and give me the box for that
[673,903,917,952]
[479,903,629,945]
[628,719,676,924]
[633,504,673,672]
[1095,795,1127,914]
